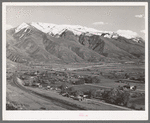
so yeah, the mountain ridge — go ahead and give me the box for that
[14,22,145,42]
[6,22,145,66]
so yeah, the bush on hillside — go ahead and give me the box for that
[94,89,105,98]
[130,92,145,98]
[72,78,85,85]
[67,86,76,92]
[91,76,101,83]
[60,83,68,93]
[130,77,135,80]
[89,90,97,98]
[83,76,101,84]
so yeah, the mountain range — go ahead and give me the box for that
[6,22,145,66]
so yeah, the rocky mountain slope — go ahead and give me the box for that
[6,22,145,65]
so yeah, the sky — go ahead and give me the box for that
[6,6,145,39]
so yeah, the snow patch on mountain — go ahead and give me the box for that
[116,30,138,39]
[31,22,56,33]
[15,22,29,33]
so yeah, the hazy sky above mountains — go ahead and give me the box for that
[6,6,145,39]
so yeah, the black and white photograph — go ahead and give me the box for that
[2,2,148,120]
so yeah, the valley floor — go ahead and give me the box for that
[6,62,145,110]
[6,76,130,110]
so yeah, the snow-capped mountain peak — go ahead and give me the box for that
[14,22,144,43]
[15,22,112,37]
[30,22,106,36]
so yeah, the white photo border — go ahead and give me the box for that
[2,2,148,121]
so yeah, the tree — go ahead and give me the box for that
[73,79,85,85]
[74,90,83,97]
[89,90,97,99]
[60,83,68,94]
[95,89,105,98]
[125,73,129,79]
[104,88,130,105]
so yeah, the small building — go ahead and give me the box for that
[71,95,83,101]
[130,86,137,91]
[30,76,38,82]
[61,92,70,97]
[24,82,30,86]
[32,83,41,87]
[46,85,51,89]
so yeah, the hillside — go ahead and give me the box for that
[6,22,145,66]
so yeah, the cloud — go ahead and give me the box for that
[140,30,145,33]
[135,14,145,18]
[92,22,108,25]
[6,24,13,30]
[116,30,138,39]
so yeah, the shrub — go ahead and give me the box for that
[6,102,18,110]
[130,77,135,80]
[88,89,105,99]
[130,92,145,98]
[125,73,129,79]
[90,90,97,98]
[91,76,101,83]
[83,76,92,83]
[60,83,68,93]
[67,86,76,94]
[121,91,130,106]
[95,89,105,98]
[136,77,145,82]
[83,76,101,84]
[73,78,85,85]
[51,81,56,84]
